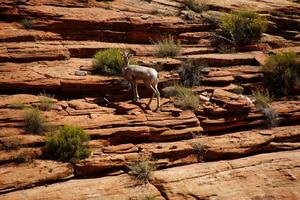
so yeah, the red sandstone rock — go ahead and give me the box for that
[0,160,73,193]
[151,150,300,200]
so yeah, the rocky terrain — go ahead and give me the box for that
[0,0,300,199]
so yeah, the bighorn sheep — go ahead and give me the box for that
[120,49,160,111]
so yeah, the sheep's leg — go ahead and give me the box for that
[147,84,157,110]
[135,83,140,101]
[132,82,137,102]
[154,83,160,111]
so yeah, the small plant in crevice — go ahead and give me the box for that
[15,149,33,164]
[252,89,273,110]
[127,156,156,182]
[38,92,55,111]
[8,102,26,109]
[262,51,300,96]
[3,137,22,151]
[19,18,33,29]
[191,141,206,162]
[252,89,278,127]
[153,36,181,58]
[24,108,45,134]
[183,0,209,13]
[92,48,124,76]
[219,10,267,45]
[163,86,200,111]
[179,60,206,87]
[45,125,90,163]
[141,194,157,200]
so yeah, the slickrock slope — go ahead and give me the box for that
[0,0,300,199]
[151,150,300,200]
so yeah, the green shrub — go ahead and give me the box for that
[252,89,272,109]
[24,108,45,134]
[45,125,90,163]
[183,0,209,13]
[262,51,300,96]
[154,36,181,58]
[127,157,156,182]
[219,11,267,45]
[38,92,55,111]
[92,48,124,76]
[179,60,205,87]
[163,86,200,110]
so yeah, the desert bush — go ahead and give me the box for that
[183,0,209,13]
[127,157,156,182]
[154,36,181,58]
[24,108,45,134]
[191,141,206,161]
[38,92,55,111]
[45,125,90,163]
[179,60,205,87]
[252,89,272,109]
[163,86,200,110]
[92,48,124,76]
[262,51,300,96]
[219,11,267,45]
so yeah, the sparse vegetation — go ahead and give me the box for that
[24,108,45,134]
[262,51,300,96]
[20,18,33,29]
[15,150,33,164]
[8,102,25,109]
[191,141,206,161]
[252,89,272,109]
[3,138,21,151]
[92,48,124,76]
[127,156,156,182]
[219,11,267,45]
[179,60,205,87]
[45,125,90,163]
[141,194,157,200]
[183,0,209,13]
[163,86,200,110]
[154,36,181,58]
[38,92,55,111]
[252,89,278,127]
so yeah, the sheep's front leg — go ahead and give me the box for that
[132,82,137,102]
[134,83,139,101]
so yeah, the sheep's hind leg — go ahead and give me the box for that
[147,84,159,111]
[154,83,160,111]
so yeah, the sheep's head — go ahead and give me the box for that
[120,49,134,60]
